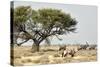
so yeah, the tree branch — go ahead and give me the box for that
[17,39,29,46]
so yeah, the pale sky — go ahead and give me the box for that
[13,1,97,45]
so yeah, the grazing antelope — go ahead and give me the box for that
[88,45,97,50]
[78,42,90,50]
[62,48,76,57]
[78,45,89,50]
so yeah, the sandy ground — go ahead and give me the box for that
[11,45,97,66]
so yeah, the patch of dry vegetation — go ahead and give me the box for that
[11,45,97,66]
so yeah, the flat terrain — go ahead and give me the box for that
[11,45,97,66]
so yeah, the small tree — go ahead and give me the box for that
[13,6,78,52]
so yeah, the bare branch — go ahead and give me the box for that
[17,39,30,46]
[55,35,62,41]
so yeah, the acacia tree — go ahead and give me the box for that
[13,6,78,52]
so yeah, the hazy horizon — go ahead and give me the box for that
[13,1,97,46]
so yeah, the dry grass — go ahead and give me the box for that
[11,45,97,66]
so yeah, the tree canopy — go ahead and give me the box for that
[13,6,78,51]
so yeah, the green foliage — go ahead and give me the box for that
[14,6,31,26]
[31,8,77,33]
[13,6,78,48]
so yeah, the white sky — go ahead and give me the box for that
[13,1,97,45]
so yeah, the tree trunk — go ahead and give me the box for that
[31,43,39,52]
